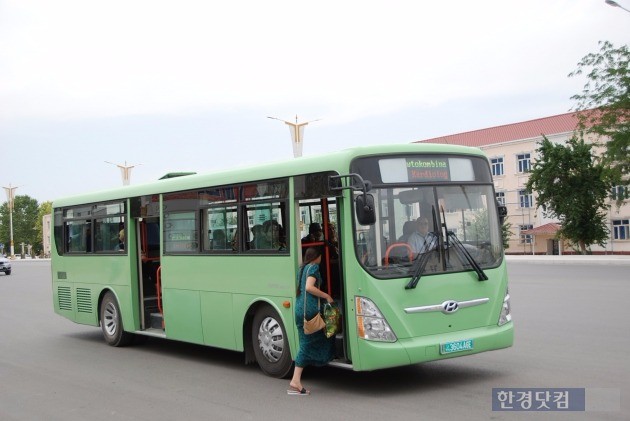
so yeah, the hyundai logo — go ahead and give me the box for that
[441,300,460,314]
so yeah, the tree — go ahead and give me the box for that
[36,201,53,255]
[501,220,513,250]
[0,195,41,256]
[526,136,609,254]
[569,41,630,204]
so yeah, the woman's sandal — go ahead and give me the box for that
[287,386,310,395]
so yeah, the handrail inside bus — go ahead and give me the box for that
[156,266,164,327]
[384,243,413,267]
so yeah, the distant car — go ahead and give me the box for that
[0,257,11,275]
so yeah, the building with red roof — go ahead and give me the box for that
[416,111,629,255]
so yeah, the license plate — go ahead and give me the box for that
[440,339,473,354]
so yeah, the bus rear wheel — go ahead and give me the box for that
[252,306,292,378]
[100,291,133,347]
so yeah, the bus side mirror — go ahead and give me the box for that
[356,194,376,225]
[498,204,507,225]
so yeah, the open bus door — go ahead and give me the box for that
[298,196,347,362]
[136,217,163,331]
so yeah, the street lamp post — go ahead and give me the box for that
[605,0,630,13]
[2,183,18,259]
[268,115,321,158]
[105,161,141,186]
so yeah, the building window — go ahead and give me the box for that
[491,157,504,176]
[519,224,533,244]
[518,189,533,208]
[496,191,506,206]
[517,153,531,173]
[611,185,629,201]
[612,219,629,240]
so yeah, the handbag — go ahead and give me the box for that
[302,265,325,335]
[303,309,325,335]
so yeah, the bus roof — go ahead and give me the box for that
[52,143,486,207]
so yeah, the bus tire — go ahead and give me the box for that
[252,306,293,378]
[100,291,133,347]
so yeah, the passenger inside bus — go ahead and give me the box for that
[301,223,323,243]
[230,229,239,251]
[212,229,227,249]
[327,223,339,259]
[116,222,125,251]
[258,220,285,250]
[250,224,263,249]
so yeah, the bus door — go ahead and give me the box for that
[295,172,346,361]
[131,195,163,332]
[298,198,340,296]
[136,217,162,330]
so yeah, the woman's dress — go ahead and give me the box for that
[294,263,334,367]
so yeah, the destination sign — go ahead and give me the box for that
[406,158,451,182]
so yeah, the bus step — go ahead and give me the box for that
[334,333,344,357]
[328,360,352,370]
[150,312,164,330]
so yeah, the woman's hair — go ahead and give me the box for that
[303,247,321,265]
[297,247,321,296]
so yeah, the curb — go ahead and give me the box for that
[505,255,630,266]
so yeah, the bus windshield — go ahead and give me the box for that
[355,184,503,278]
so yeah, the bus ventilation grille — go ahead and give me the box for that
[58,286,72,311]
[76,288,93,313]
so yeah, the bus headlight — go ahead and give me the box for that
[498,287,512,326]
[355,296,397,342]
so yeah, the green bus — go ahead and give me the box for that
[51,144,513,378]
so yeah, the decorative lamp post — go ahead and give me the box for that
[605,0,630,13]
[268,115,321,158]
[2,183,18,259]
[105,161,141,186]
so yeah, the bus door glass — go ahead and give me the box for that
[295,172,342,296]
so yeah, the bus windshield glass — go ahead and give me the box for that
[353,156,503,279]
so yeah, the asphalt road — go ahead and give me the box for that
[0,259,627,420]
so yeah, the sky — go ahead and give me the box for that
[1,0,629,204]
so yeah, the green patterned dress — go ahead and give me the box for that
[294,263,334,367]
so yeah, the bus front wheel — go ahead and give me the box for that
[100,291,133,347]
[252,306,292,378]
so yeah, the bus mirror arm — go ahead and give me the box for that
[328,173,372,194]
[329,174,376,226]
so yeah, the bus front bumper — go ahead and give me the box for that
[354,322,514,372]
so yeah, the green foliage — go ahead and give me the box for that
[501,220,513,249]
[36,201,53,254]
[466,208,489,242]
[0,195,41,255]
[526,136,609,254]
[569,41,630,204]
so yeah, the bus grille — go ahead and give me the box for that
[76,288,93,313]
[58,286,72,311]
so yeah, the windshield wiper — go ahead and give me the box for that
[447,231,488,281]
[405,234,439,289]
